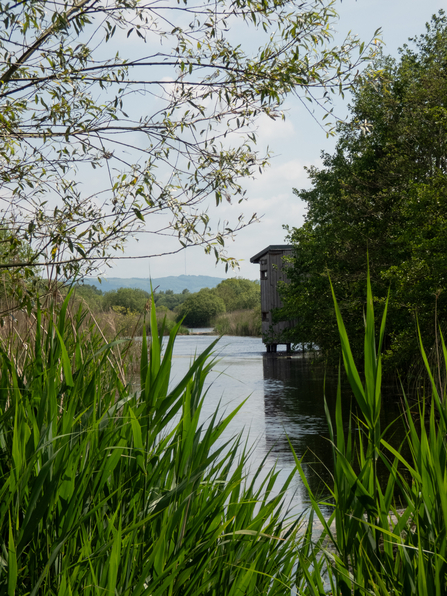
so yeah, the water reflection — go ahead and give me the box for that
[262,352,407,506]
[263,354,335,502]
[166,334,406,515]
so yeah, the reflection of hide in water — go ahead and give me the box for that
[262,355,335,501]
[261,355,406,503]
[263,354,298,384]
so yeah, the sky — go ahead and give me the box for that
[104,0,447,282]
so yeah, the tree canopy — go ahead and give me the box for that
[213,278,260,311]
[154,289,190,311]
[102,287,150,313]
[278,11,447,369]
[0,0,378,305]
[177,289,226,327]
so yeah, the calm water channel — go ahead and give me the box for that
[168,333,405,515]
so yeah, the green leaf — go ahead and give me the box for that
[55,327,74,387]
[8,512,17,596]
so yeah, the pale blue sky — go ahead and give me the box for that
[106,0,446,282]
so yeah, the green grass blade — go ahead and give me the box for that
[55,327,74,387]
[8,512,17,596]
[330,278,368,416]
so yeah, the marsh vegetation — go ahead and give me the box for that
[1,274,447,594]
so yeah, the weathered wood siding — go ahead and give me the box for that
[254,247,293,341]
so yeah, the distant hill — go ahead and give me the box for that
[82,275,225,294]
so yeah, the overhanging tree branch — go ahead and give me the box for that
[0,0,98,86]
[0,0,380,310]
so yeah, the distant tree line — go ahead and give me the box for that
[74,278,260,327]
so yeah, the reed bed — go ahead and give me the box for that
[213,308,261,337]
[296,269,447,595]
[0,293,306,595]
[2,275,447,595]
[89,307,189,340]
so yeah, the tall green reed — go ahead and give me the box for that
[0,294,307,595]
[295,268,447,595]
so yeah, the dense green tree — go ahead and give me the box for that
[73,283,104,311]
[74,284,103,297]
[177,290,226,327]
[154,290,189,311]
[213,278,260,312]
[103,287,150,314]
[0,0,377,294]
[279,11,447,369]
